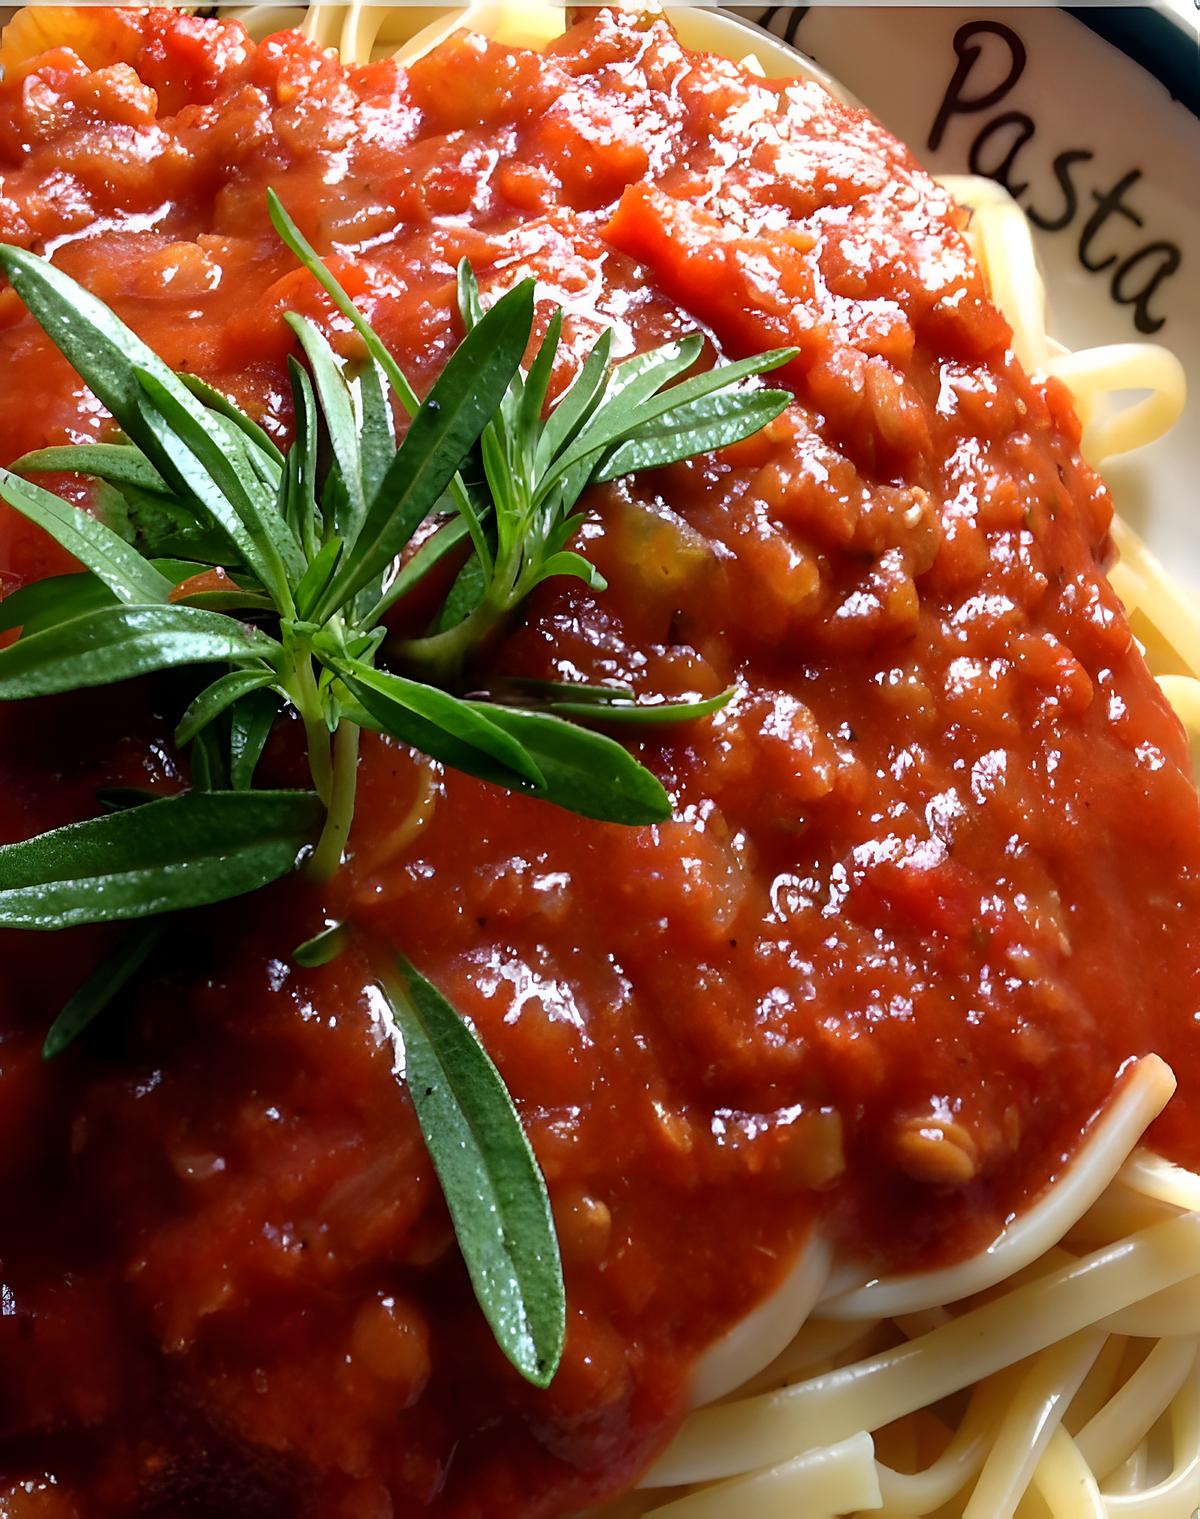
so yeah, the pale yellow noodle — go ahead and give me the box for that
[960,1332,1104,1519]
[628,1433,881,1519]
[873,1373,1022,1516]
[1102,1364,1200,1515]
[642,1213,1200,1487]
[248,8,1199,1518]
[1121,1149,1200,1213]
[1068,1179,1182,1249]
[735,1316,884,1399]
[1104,1444,1151,1498]
[1099,1278,1200,1338]
[1073,1340,1196,1481]
[1059,1334,1128,1433]
[689,1237,831,1408]
[1045,345,1186,463]
[818,1058,1174,1320]
[1028,1429,1105,1519]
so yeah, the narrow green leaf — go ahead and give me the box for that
[606,333,706,406]
[543,511,587,558]
[380,955,565,1387]
[356,360,396,505]
[447,470,496,584]
[266,192,495,580]
[593,388,790,482]
[229,687,279,791]
[294,535,343,621]
[16,443,170,495]
[594,345,796,457]
[134,369,301,596]
[133,389,281,593]
[461,263,525,466]
[330,656,544,788]
[175,668,276,747]
[531,549,606,592]
[0,789,322,929]
[343,626,386,663]
[43,919,166,1058]
[541,341,796,503]
[543,686,735,725]
[534,328,613,474]
[456,260,485,332]
[536,336,703,496]
[463,703,671,824]
[432,550,488,634]
[336,661,669,823]
[319,464,352,545]
[288,356,322,565]
[0,466,172,605]
[109,483,236,568]
[266,190,422,417]
[286,313,366,540]
[178,374,286,468]
[293,919,349,968]
[0,603,278,701]
[518,309,563,456]
[0,571,116,637]
[190,722,229,792]
[583,335,703,432]
[316,278,534,619]
[480,422,521,535]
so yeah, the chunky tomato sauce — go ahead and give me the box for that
[0,8,1198,1517]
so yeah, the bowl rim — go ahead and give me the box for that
[1063,2,1199,120]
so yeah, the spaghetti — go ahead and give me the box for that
[280,6,1200,1517]
[0,5,1195,1518]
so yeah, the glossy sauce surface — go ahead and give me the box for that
[0,9,1198,1518]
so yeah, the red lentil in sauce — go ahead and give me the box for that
[0,7,1197,1517]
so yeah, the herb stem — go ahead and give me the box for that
[289,652,333,806]
[396,542,523,683]
[394,599,500,685]
[310,718,360,880]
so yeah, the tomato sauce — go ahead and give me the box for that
[0,8,1197,1517]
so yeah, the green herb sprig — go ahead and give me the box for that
[0,193,796,1385]
[397,261,796,681]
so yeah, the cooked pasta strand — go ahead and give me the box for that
[313,11,1196,1518]
[1028,1429,1105,1519]
[961,1333,1104,1519]
[639,1433,881,1517]
[873,1372,1022,1516]
[690,1238,832,1407]
[819,1059,1174,1321]
[1073,1340,1196,1481]
[1102,1364,1200,1515]
[641,1215,1200,1487]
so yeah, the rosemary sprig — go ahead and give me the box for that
[397,263,795,681]
[0,192,796,1386]
[264,193,796,681]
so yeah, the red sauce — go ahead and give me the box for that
[0,8,1197,1517]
